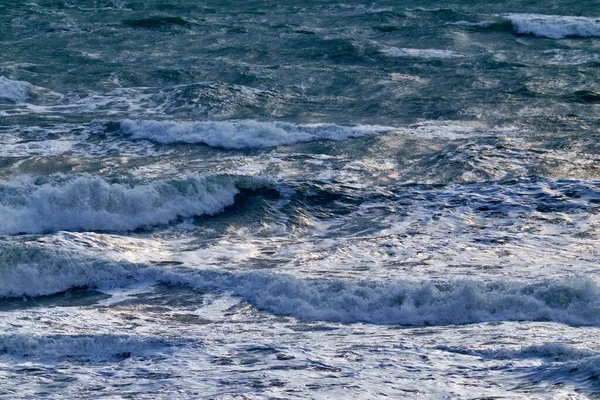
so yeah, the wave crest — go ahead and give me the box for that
[0,174,267,235]
[506,14,600,39]
[119,119,389,149]
[451,14,600,39]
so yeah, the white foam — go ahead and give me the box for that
[0,76,32,103]
[119,119,390,149]
[2,243,600,327]
[505,14,600,39]
[0,174,265,235]
[381,46,465,59]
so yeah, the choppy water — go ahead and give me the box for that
[1,1,600,398]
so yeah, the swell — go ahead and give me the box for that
[0,174,270,235]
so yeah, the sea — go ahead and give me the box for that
[1,1,600,398]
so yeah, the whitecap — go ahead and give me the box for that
[506,14,600,39]
[438,342,598,361]
[0,174,268,235]
[119,119,390,149]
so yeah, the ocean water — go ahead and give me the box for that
[1,0,600,398]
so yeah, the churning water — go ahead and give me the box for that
[1,0,600,398]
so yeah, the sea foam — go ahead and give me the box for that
[0,174,265,235]
[119,119,389,149]
[0,76,32,103]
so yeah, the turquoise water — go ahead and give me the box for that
[1,1,600,398]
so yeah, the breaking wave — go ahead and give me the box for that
[119,119,390,149]
[0,174,268,235]
[506,14,600,39]
[454,14,600,39]
[2,243,600,327]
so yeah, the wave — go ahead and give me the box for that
[0,243,145,297]
[453,15,600,39]
[3,243,600,326]
[506,14,600,39]
[119,119,390,149]
[226,274,600,326]
[0,80,290,120]
[450,14,600,39]
[0,76,31,103]
[0,174,268,235]
[0,334,174,362]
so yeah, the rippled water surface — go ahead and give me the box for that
[1,1,600,398]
